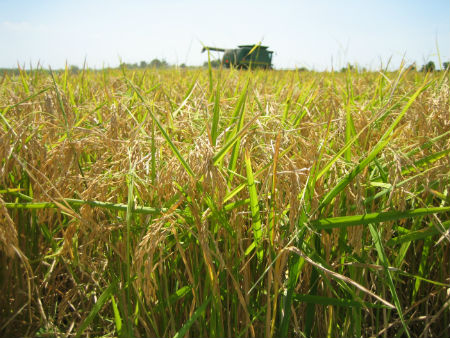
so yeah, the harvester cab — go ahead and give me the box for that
[202,44,273,69]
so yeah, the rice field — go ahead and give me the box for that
[0,64,449,337]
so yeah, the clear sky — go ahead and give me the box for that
[1,0,449,70]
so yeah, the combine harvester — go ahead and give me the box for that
[202,44,273,69]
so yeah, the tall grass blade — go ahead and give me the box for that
[75,282,116,338]
[173,75,197,118]
[294,294,390,309]
[18,64,30,94]
[245,149,263,262]
[313,207,450,230]
[319,80,431,210]
[227,83,248,186]
[286,246,395,309]
[368,223,410,337]
[111,296,123,337]
[211,81,221,146]
[126,78,195,178]
[213,113,260,166]
[172,297,210,338]
[387,220,450,246]
[4,199,165,214]
[124,163,135,336]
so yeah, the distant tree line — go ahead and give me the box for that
[120,59,169,69]
[420,61,435,72]
[338,61,449,73]
[405,61,450,73]
[202,59,221,68]
[1,60,449,75]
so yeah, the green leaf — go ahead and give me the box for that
[111,296,123,337]
[319,81,431,210]
[75,282,116,338]
[245,150,263,262]
[387,220,450,246]
[279,222,308,337]
[227,82,248,185]
[211,81,221,146]
[313,207,450,230]
[154,285,192,313]
[4,198,164,215]
[294,294,390,309]
[368,223,410,337]
[212,113,260,166]
[126,77,195,178]
[172,297,210,338]
[125,165,134,335]
[173,74,198,118]
[345,105,357,162]
[401,147,450,175]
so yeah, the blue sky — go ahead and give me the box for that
[0,0,448,70]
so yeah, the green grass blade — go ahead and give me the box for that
[1,86,51,112]
[245,149,263,262]
[49,68,70,134]
[401,147,450,175]
[368,223,410,337]
[405,130,450,158]
[279,222,308,337]
[126,78,195,178]
[125,164,134,335]
[111,296,123,337]
[212,113,260,166]
[63,62,68,93]
[154,286,192,313]
[75,282,116,338]
[172,297,210,338]
[211,80,221,146]
[316,119,369,180]
[1,86,51,136]
[207,49,213,95]
[151,119,157,184]
[223,145,293,203]
[319,81,431,210]
[173,74,197,118]
[294,294,390,309]
[225,79,249,141]
[387,220,450,246]
[4,199,165,214]
[226,94,247,186]
[18,64,30,94]
[345,105,358,162]
[304,258,319,337]
[313,207,450,230]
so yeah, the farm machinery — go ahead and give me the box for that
[202,44,273,69]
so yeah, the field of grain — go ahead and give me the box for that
[0,65,449,337]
